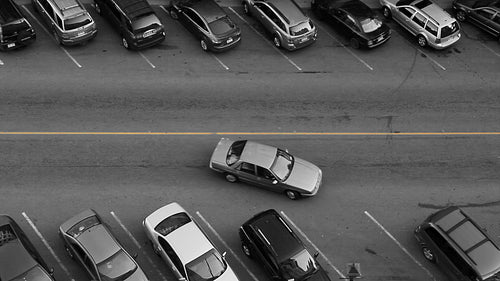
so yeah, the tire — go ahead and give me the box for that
[285,190,299,200]
[350,38,360,49]
[170,9,178,20]
[225,173,238,183]
[422,247,436,263]
[242,243,252,258]
[243,2,251,15]
[95,2,101,14]
[152,242,160,256]
[456,10,466,22]
[273,35,281,48]
[65,245,74,259]
[122,37,130,49]
[200,39,208,51]
[53,30,61,45]
[417,35,427,47]
[382,6,391,19]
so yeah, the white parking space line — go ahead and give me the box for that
[138,51,156,68]
[110,211,168,281]
[316,23,374,71]
[21,212,76,281]
[280,211,345,278]
[21,5,82,68]
[211,53,230,70]
[479,42,500,58]
[364,211,437,281]
[195,211,260,281]
[227,7,302,71]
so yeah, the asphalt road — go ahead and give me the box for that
[1,1,500,281]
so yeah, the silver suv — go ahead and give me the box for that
[242,0,317,50]
[380,0,461,49]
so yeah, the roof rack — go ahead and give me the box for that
[56,0,80,11]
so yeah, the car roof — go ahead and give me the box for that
[240,141,277,168]
[245,210,302,261]
[165,221,214,265]
[181,0,226,22]
[77,224,120,264]
[420,4,454,25]
[259,0,308,24]
[331,0,374,18]
[115,0,154,20]
[433,207,500,279]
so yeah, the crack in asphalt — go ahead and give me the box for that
[418,200,500,209]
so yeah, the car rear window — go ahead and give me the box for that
[64,13,91,30]
[208,16,235,35]
[0,0,21,24]
[360,18,382,33]
[439,21,459,38]
[154,212,191,236]
[226,140,247,165]
[131,13,159,31]
[290,21,311,36]
[67,216,100,238]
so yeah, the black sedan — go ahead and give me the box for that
[453,0,500,39]
[311,0,391,48]
[167,0,241,51]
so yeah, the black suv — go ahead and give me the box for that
[94,0,165,49]
[415,206,500,281]
[0,215,55,281]
[239,209,331,281]
[0,0,36,51]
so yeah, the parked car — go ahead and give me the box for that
[32,0,97,45]
[380,0,461,48]
[143,202,240,281]
[209,138,322,200]
[414,206,500,281]
[242,0,317,50]
[94,0,166,49]
[0,0,36,50]
[452,0,500,40]
[59,209,149,281]
[0,215,55,281]
[167,0,241,52]
[239,209,331,281]
[312,0,391,48]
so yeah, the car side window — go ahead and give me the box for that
[345,14,359,31]
[184,9,208,31]
[257,166,275,180]
[399,6,415,18]
[159,237,186,278]
[258,4,285,31]
[56,14,63,29]
[425,20,438,36]
[493,14,500,24]
[109,3,122,21]
[238,162,256,175]
[412,12,427,27]
[476,8,494,19]
[39,0,54,20]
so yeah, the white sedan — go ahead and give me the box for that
[143,202,239,281]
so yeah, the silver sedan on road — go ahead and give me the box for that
[209,138,322,200]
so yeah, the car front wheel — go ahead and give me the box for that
[417,35,427,47]
[285,190,299,200]
[350,38,360,49]
[382,6,391,19]
[122,37,130,49]
[170,9,178,20]
[243,2,251,15]
[225,173,238,183]
[456,10,466,22]
[422,247,436,263]
[65,245,74,259]
[242,243,252,258]
[200,39,208,51]
[94,2,101,14]
[273,35,281,48]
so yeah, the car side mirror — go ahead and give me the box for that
[272,180,278,185]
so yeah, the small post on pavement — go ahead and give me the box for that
[340,263,362,281]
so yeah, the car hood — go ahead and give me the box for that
[210,138,233,166]
[284,158,321,193]
[215,264,239,281]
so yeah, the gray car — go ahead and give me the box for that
[242,0,317,50]
[59,209,149,281]
[209,138,322,200]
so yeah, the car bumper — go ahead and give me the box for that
[283,33,317,51]
[0,33,36,51]
[428,33,461,49]
[61,29,97,46]
[366,33,391,48]
[130,32,166,50]
[210,36,241,52]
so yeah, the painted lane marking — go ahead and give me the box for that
[110,211,168,281]
[1,131,500,135]
[479,42,500,58]
[21,5,82,68]
[280,211,345,278]
[364,211,437,281]
[227,7,302,71]
[316,23,373,71]
[211,53,230,70]
[196,211,260,281]
[139,51,156,68]
[21,212,75,281]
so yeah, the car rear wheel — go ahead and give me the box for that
[225,173,238,183]
[243,2,251,15]
[65,245,74,259]
[382,6,391,19]
[273,35,281,48]
[200,39,208,51]
[456,10,466,22]
[285,190,299,200]
[242,243,252,258]
[350,38,360,49]
[170,9,178,20]
[94,2,101,14]
[422,247,436,263]
[417,35,427,47]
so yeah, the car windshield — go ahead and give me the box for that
[97,250,137,281]
[67,216,100,238]
[226,140,246,165]
[64,14,91,30]
[11,266,53,281]
[186,249,226,281]
[154,212,191,236]
[360,18,382,33]
[131,13,159,31]
[208,16,235,35]
[290,21,311,36]
[270,149,293,181]
[440,21,459,38]
[279,249,318,280]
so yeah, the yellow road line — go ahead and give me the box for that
[1,132,500,135]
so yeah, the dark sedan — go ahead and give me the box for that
[167,0,241,51]
[311,0,391,48]
[453,0,500,39]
